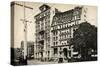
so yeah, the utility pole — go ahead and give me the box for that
[20,2,32,64]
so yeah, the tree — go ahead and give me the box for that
[71,22,97,61]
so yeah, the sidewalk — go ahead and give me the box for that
[27,59,58,65]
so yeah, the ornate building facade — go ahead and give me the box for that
[51,6,88,61]
[34,4,88,61]
[34,4,56,61]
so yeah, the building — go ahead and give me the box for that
[21,41,34,59]
[34,4,57,61]
[27,42,34,59]
[14,48,24,60]
[51,6,88,61]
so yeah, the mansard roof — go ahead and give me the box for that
[54,6,82,17]
[51,6,82,26]
[54,9,74,17]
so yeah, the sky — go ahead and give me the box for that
[13,1,97,48]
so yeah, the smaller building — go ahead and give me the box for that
[34,4,56,61]
[14,48,24,60]
[27,42,34,59]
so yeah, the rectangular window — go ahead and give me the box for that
[69,51,71,57]
[53,42,55,46]
[54,48,58,54]
[56,42,58,45]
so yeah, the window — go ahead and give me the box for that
[53,42,55,46]
[54,48,58,54]
[56,42,58,45]
[69,51,71,57]
[60,47,62,50]
[48,51,50,56]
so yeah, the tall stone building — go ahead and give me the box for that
[34,4,56,61]
[51,6,88,61]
